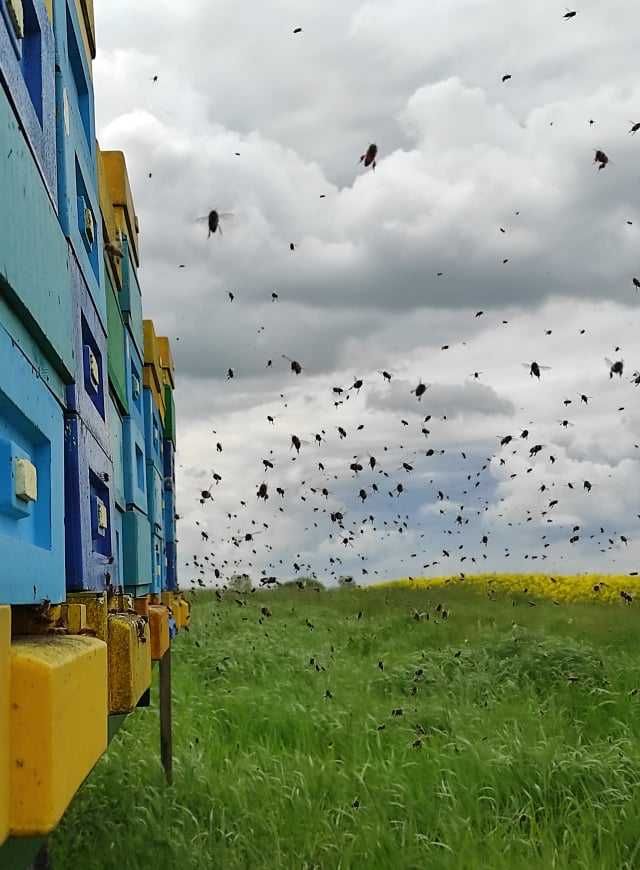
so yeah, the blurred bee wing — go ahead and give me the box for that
[540,365,552,371]
[604,357,613,367]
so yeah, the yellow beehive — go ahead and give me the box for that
[0,607,10,847]
[148,606,170,661]
[143,320,166,420]
[9,635,107,836]
[157,337,175,390]
[101,151,140,267]
[107,613,151,714]
[97,148,123,287]
[68,591,108,642]
[177,598,191,630]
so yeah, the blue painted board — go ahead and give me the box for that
[107,392,124,510]
[165,540,177,591]
[124,327,144,432]
[112,504,124,588]
[163,485,175,544]
[122,415,147,514]
[120,240,143,358]
[0,322,65,605]
[145,460,163,537]
[163,438,174,484]
[64,413,115,592]
[0,84,73,381]
[122,506,152,596]
[65,249,110,455]
[151,531,164,595]
[121,329,147,513]
[143,386,163,474]
[0,292,66,408]
[53,0,104,327]
[0,0,57,200]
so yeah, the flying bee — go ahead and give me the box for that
[605,357,624,378]
[593,150,609,170]
[196,209,234,237]
[523,361,551,379]
[359,143,378,171]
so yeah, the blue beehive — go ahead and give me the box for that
[122,506,152,597]
[120,239,143,358]
[163,438,174,485]
[151,532,164,595]
[163,486,175,544]
[107,392,124,510]
[0,68,73,386]
[122,329,147,512]
[0,321,65,605]
[52,0,104,325]
[0,0,57,200]
[165,540,177,591]
[146,460,163,538]
[112,504,124,588]
[65,249,110,455]
[64,413,115,592]
[143,386,163,474]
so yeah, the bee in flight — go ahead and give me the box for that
[196,209,234,237]
[359,143,378,171]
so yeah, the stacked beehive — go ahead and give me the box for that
[0,0,187,852]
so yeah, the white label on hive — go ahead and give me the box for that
[89,349,100,389]
[97,499,108,533]
[15,458,37,503]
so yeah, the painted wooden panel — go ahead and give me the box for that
[64,414,115,592]
[0,0,57,200]
[0,86,73,382]
[0,323,65,605]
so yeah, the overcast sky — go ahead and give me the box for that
[94,0,640,587]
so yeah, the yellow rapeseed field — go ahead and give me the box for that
[374,573,639,604]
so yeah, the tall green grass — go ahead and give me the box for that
[52,587,640,869]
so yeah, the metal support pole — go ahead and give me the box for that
[159,647,173,785]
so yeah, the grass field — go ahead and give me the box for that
[51,585,640,869]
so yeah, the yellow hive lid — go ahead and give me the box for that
[101,151,140,266]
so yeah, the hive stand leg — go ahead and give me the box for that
[159,647,173,785]
[31,841,51,869]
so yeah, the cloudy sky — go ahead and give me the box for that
[94,0,640,587]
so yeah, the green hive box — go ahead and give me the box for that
[107,274,128,414]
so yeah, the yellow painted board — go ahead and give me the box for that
[149,606,170,661]
[107,614,151,714]
[101,151,139,266]
[0,608,10,847]
[10,636,107,836]
[143,320,162,371]
[44,0,52,23]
